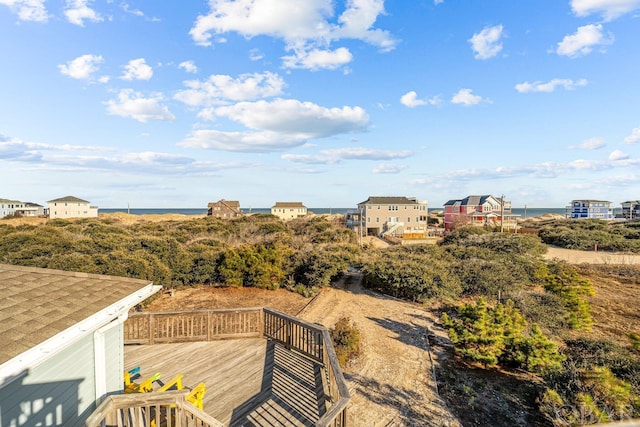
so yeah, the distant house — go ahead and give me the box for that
[0,264,161,427]
[567,200,614,220]
[47,195,98,219]
[621,200,640,220]
[356,196,428,238]
[0,198,25,218]
[271,202,307,220]
[17,202,46,217]
[443,195,518,231]
[207,199,243,219]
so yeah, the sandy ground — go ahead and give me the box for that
[299,272,460,427]
[543,246,640,264]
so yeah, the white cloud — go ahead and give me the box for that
[411,154,640,187]
[178,61,198,74]
[556,24,613,58]
[372,163,409,174]
[213,99,368,135]
[0,133,256,176]
[179,130,308,153]
[469,25,504,60]
[609,149,629,160]
[571,0,640,21]
[400,91,424,108]
[283,147,412,164]
[569,137,606,150]
[434,0,444,4]
[189,0,397,70]
[120,2,143,17]
[282,47,353,70]
[58,54,104,80]
[121,58,153,81]
[400,91,441,108]
[0,134,113,163]
[105,89,175,123]
[174,72,285,107]
[179,98,369,152]
[0,0,48,22]
[451,88,484,106]
[623,127,640,144]
[515,78,588,93]
[249,49,264,61]
[64,0,103,26]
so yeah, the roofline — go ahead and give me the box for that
[0,282,161,389]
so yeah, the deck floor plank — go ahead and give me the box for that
[124,339,328,427]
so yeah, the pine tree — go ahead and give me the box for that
[444,298,505,367]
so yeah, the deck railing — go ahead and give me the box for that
[86,390,224,427]
[116,307,349,427]
[124,307,263,344]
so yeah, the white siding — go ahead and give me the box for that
[0,321,125,427]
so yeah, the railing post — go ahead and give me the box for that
[286,318,292,349]
[259,307,264,337]
[149,313,155,345]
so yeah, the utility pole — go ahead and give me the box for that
[500,194,504,233]
[358,206,363,247]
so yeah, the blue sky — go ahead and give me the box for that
[1,0,639,209]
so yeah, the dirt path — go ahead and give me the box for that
[298,271,460,427]
[543,246,640,264]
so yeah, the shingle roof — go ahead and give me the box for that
[272,202,306,208]
[0,264,153,365]
[46,195,90,203]
[208,200,241,210]
[358,196,422,205]
[444,195,497,206]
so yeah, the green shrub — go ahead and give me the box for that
[443,298,564,373]
[535,261,594,330]
[331,317,361,368]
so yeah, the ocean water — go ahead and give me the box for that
[100,207,569,217]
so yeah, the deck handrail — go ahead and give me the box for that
[121,307,349,427]
[124,307,264,344]
[86,390,224,427]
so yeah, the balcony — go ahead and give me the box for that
[86,308,349,427]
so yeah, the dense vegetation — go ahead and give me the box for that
[538,219,640,252]
[3,214,639,425]
[358,226,639,425]
[0,214,358,294]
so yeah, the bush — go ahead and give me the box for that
[538,219,640,252]
[535,261,594,331]
[541,338,640,425]
[443,298,564,373]
[331,317,361,368]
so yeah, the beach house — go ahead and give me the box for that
[0,198,25,218]
[567,200,614,220]
[443,195,517,231]
[356,196,428,238]
[207,199,243,218]
[271,202,307,220]
[47,196,98,219]
[621,200,640,220]
[0,264,160,427]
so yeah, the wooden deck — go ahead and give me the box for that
[125,338,329,426]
